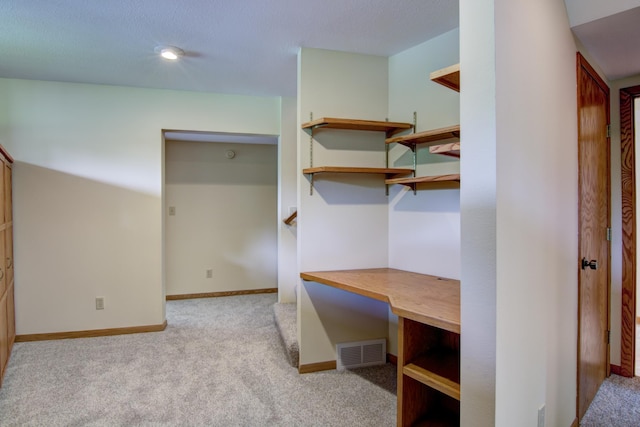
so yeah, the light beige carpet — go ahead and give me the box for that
[0,294,396,426]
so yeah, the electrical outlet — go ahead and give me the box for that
[96,297,105,310]
[169,206,176,216]
[537,405,545,427]
[206,269,213,278]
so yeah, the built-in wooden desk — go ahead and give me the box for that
[300,268,461,426]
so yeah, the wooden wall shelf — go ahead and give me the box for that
[429,142,460,158]
[283,210,297,225]
[385,174,460,187]
[385,125,460,148]
[430,64,460,92]
[303,166,413,177]
[301,117,413,137]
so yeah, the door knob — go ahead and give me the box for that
[581,258,598,270]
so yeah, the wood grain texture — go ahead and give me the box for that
[15,321,168,342]
[387,353,398,365]
[577,52,611,420]
[301,117,413,136]
[6,284,14,349]
[283,210,297,225]
[0,145,14,164]
[303,166,413,177]
[619,84,640,378]
[0,292,7,386]
[430,64,460,92]
[429,142,461,158]
[297,360,337,374]
[166,288,277,300]
[385,174,460,189]
[300,268,460,333]
[385,125,460,147]
[396,317,460,425]
[0,154,11,388]
[4,164,11,223]
[610,364,622,375]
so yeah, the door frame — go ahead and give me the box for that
[620,84,640,377]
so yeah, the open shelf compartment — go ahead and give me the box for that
[404,348,460,401]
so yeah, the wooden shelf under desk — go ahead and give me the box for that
[301,117,413,136]
[403,349,461,401]
[300,268,460,333]
[385,125,460,148]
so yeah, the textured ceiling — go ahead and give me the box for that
[2,1,639,98]
[571,6,640,81]
[0,0,459,98]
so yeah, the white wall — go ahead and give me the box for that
[277,97,298,303]
[0,78,280,335]
[386,28,461,355]
[494,0,578,424]
[297,48,391,365]
[459,0,498,424]
[165,140,277,296]
[460,0,578,426]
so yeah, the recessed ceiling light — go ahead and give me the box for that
[154,45,184,61]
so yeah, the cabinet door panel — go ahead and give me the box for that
[0,230,5,298]
[5,227,12,287]
[7,284,14,348]
[0,292,7,385]
[4,164,11,223]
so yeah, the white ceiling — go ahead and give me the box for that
[571,6,640,81]
[0,0,458,98]
[0,1,639,99]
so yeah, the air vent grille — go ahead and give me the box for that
[336,338,386,370]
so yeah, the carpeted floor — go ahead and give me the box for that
[0,294,396,426]
[580,375,640,426]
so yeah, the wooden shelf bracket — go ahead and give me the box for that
[283,210,297,225]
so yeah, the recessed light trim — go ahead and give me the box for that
[154,45,184,61]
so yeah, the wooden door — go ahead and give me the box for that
[577,53,611,420]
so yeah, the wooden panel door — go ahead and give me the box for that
[577,53,611,420]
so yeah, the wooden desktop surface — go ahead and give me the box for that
[300,268,460,334]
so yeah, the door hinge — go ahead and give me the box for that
[607,330,610,344]
[606,124,611,138]
[606,227,612,241]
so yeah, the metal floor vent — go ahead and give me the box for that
[336,338,386,370]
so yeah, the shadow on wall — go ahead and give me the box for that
[13,161,163,334]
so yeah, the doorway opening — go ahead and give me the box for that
[161,130,279,301]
